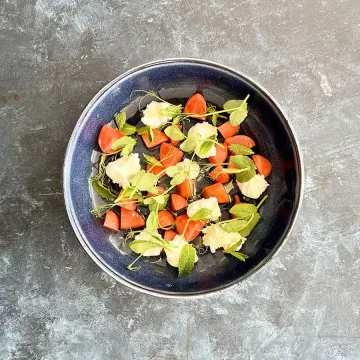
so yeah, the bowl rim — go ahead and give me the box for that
[63,57,304,299]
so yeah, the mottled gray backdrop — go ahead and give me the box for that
[1,0,359,359]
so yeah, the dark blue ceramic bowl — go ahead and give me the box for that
[63,59,303,298]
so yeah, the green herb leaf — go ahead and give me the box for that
[121,123,137,135]
[198,134,216,156]
[137,125,154,142]
[158,104,182,118]
[164,125,186,141]
[220,219,248,233]
[118,186,142,200]
[207,104,218,126]
[143,154,161,165]
[222,168,248,174]
[223,100,246,112]
[223,97,249,126]
[114,110,126,130]
[172,115,181,125]
[180,133,201,153]
[231,155,256,183]
[238,212,260,237]
[165,165,182,178]
[230,107,248,126]
[226,251,248,262]
[130,170,158,192]
[129,239,164,254]
[228,144,254,155]
[229,203,257,219]
[224,240,245,253]
[143,195,169,212]
[170,173,186,186]
[146,211,158,233]
[90,178,117,200]
[111,136,132,150]
[178,244,196,278]
[190,208,212,221]
[120,138,137,156]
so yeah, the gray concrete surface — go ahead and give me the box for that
[1,0,360,359]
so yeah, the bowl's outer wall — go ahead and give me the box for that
[64,60,302,296]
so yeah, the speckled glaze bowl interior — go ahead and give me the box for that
[63,59,303,298]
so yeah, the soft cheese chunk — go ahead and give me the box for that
[105,153,141,188]
[237,174,269,199]
[141,101,172,128]
[202,225,246,253]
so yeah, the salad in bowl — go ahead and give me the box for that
[90,91,272,277]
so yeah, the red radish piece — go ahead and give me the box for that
[183,93,207,120]
[252,155,272,177]
[146,186,165,197]
[208,166,231,184]
[164,229,177,241]
[159,142,184,168]
[158,210,175,228]
[141,129,169,148]
[218,121,239,139]
[170,193,188,212]
[202,183,229,204]
[208,143,228,165]
[120,208,145,230]
[176,179,194,199]
[170,125,183,147]
[225,135,256,150]
[103,210,120,231]
[98,124,125,153]
[175,214,205,242]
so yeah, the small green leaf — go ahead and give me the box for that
[170,173,186,186]
[198,135,216,156]
[223,100,246,112]
[137,125,153,142]
[90,178,117,200]
[143,195,169,212]
[121,123,137,135]
[228,144,254,155]
[129,239,164,254]
[224,240,244,253]
[143,154,161,165]
[166,165,181,178]
[220,219,248,233]
[130,171,158,192]
[146,211,158,233]
[118,186,142,200]
[229,107,248,126]
[227,251,248,262]
[207,104,218,126]
[158,104,182,118]
[114,110,126,130]
[229,203,258,219]
[164,125,186,141]
[120,138,137,156]
[172,115,181,125]
[190,208,212,221]
[111,136,132,150]
[178,244,196,278]
[180,133,201,153]
[222,168,247,174]
[238,213,260,237]
[231,155,256,183]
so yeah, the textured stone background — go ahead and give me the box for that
[1,0,360,359]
